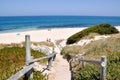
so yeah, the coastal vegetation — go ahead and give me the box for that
[0,46,47,80]
[61,33,120,80]
[0,41,54,49]
[31,41,54,47]
[67,24,119,44]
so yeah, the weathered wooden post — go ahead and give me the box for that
[81,56,85,68]
[25,35,31,65]
[24,35,33,80]
[47,56,53,70]
[78,55,85,68]
[52,47,56,61]
[100,56,107,80]
[47,47,55,70]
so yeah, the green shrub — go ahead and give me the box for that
[0,47,47,80]
[70,35,120,80]
[31,71,47,80]
[74,64,100,80]
[62,33,120,79]
[67,24,119,44]
[74,52,120,80]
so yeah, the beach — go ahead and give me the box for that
[0,27,120,44]
[0,26,120,80]
[0,28,85,44]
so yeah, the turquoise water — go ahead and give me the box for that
[0,16,120,33]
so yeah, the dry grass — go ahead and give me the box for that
[0,43,23,49]
[61,45,81,55]
[62,33,120,80]
[0,47,47,80]
[31,41,54,47]
[0,41,54,49]
[82,33,100,39]
[0,44,8,49]
[62,33,120,59]
[0,41,54,79]
[55,39,64,45]
[83,34,120,59]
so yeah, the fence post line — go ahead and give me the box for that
[100,56,107,80]
[25,35,33,80]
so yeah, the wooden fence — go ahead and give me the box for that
[56,40,107,80]
[70,55,107,80]
[8,35,56,80]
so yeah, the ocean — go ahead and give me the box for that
[0,16,120,33]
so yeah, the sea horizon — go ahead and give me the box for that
[1,15,120,17]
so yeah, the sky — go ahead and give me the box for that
[0,0,120,16]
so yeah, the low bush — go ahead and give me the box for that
[62,34,120,80]
[0,47,47,80]
[74,52,120,80]
[67,24,119,44]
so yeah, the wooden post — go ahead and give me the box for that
[81,56,85,68]
[52,47,56,61]
[25,35,33,80]
[78,56,85,68]
[25,35,31,65]
[100,56,107,80]
[47,57,52,70]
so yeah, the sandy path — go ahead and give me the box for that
[33,44,71,80]
[48,44,71,80]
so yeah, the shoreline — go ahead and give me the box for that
[0,26,120,44]
[0,26,88,34]
[1,25,120,34]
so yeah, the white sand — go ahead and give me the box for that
[0,28,85,44]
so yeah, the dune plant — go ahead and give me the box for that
[74,52,120,80]
[67,24,119,44]
[0,47,47,80]
[62,33,120,80]
[31,41,54,47]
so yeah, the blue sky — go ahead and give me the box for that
[0,0,120,16]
